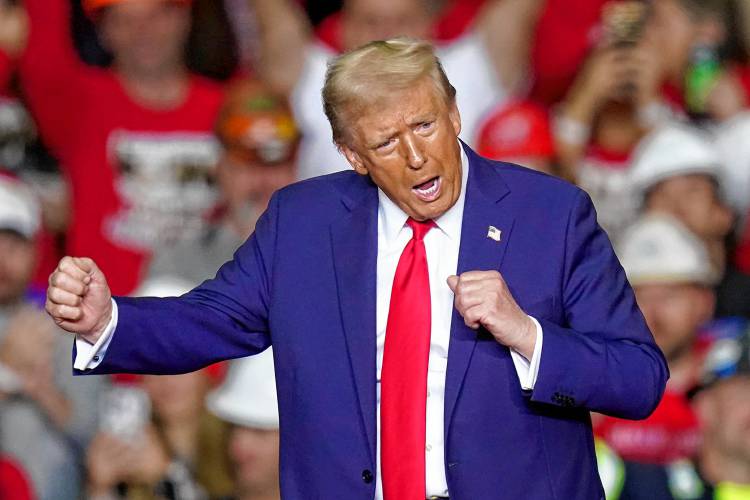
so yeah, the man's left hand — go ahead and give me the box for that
[447,271,536,359]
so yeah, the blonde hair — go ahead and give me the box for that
[322,38,456,145]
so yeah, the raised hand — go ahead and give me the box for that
[447,270,536,359]
[0,2,28,57]
[46,257,113,344]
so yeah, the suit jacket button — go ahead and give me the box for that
[362,469,373,484]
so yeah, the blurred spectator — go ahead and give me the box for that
[85,277,233,500]
[249,0,545,179]
[627,123,750,318]
[8,0,224,295]
[0,456,34,500]
[714,111,750,234]
[476,100,555,174]
[0,175,105,500]
[648,0,749,122]
[207,349,280,500]
[553,0,750,240]
[0,1,37,173]
[553,1,664,238]
[629,123,733,272]
[148,80,299,284]
[595,215,717,464]
[613,323,750,499]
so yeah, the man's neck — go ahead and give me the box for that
[115,66,190,110]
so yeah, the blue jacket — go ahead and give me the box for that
[79,145,668,499]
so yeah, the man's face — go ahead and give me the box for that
[634,283,714,362]
[697,376,750,463]
[339,78,463,222]
[229,425,280,497]
[216,153,296,229]
[99,1,190,77]
[341,0,431,51]
[0,231,36,305]
[646,174,734,242]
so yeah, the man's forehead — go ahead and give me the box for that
[348,86,444,130]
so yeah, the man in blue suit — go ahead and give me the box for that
[46,39,668,499]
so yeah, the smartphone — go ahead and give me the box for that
[601,0,649,47]
[98,385,151,442]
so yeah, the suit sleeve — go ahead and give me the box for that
[529,190,669,419]
[74,194,280,376]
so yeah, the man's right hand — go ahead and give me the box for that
[46,257,113,345]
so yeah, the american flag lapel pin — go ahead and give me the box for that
[487,225,502,242]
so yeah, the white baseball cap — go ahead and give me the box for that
[714,112,750,220]
[629,123,722,197]
[618,214,718,287]
[0,175,40,240]
[206,348,279,430]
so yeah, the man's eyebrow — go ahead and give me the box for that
[408,114,436,125]
[366,130,397,147]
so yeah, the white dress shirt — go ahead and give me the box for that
[74,145,544,499]
[373,147,542,499]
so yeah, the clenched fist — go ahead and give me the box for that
[46,257,112,344]
[447,270,536,359]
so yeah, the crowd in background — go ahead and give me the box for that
[0,0,749,498]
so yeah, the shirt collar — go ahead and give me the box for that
[378,143,468,245]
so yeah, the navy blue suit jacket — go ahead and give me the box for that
[79,145,668,499]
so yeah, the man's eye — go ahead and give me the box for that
[417,121,434,131]
[376,138,394,149]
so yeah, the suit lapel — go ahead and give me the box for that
[330,177,379,466]
[444,146,516,438]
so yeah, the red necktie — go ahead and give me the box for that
[381,217,435,500]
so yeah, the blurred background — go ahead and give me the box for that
[0,0,749,498]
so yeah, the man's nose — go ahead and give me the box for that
[401,133,426,170]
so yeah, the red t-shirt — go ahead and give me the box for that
[19,0,223,295]
[594,390,702,464]
[0,457,34,500]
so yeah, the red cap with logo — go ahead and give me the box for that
[477,101,554,161]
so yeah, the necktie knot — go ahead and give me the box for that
[407,217,435,241]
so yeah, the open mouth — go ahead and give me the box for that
[412,176,441,202]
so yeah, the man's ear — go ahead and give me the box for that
[449,100,462,137]
[339,143,369,176]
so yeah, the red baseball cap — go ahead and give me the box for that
[477,101,555,161]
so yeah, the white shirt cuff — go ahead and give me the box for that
[510,316,543,391]
[73,299,119,371]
